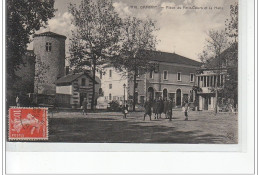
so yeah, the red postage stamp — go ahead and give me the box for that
[9,107,48,140]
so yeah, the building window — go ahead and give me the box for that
[163,71,168,80]
[46,42,52,52]
[109,93,112,100]
[100,71,102,79]
[190,73,194,82]
[109,84,112,89]
[177,72,181,81]
[81,78,86,86]
[109,70,112,78]
[149,71,153,79]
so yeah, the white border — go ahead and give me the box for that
[3,0,256,174]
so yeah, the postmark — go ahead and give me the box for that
[9,107,48,140]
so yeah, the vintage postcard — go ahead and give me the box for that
[6,0,239,146]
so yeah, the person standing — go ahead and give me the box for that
[82,98,88,116]
[16,95,20,107]
[158,97,164,119]
[123,103,129,119]
[168,98,173,121]
[184,101,189,121]
[163,98,169,119]
[152,99,157,119]
[143,100,152,121]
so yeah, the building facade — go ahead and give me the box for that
[97,50,201,107]
[33,31,66,95]
[98,67,128,103]
[55,72,100,108]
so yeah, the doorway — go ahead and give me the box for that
[148,87,154,101]
[176,89,181,106]
[163,89,168,100]
[80,93,87,106]
[204,96,208,110]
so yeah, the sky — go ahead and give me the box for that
[28,0,237,62]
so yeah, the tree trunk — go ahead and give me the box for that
[91,62,96,111]
[132,67,137,111]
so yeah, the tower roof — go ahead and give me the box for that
[33,31,67,39]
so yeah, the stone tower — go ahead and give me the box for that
[33,31,66,95]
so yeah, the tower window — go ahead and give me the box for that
[46,42,52,52]
[109,84,112,89]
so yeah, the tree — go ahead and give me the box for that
[34,56,50,104]
[199,30,228,114]
[225,3,238,42]
[111,17,158,111]
[6,0,56,91]
[68,0,122,110]
[224,3,238,108]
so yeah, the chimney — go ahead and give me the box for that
[65,66,69,75]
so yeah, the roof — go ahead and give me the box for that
[33,31,67,39]
[55,72,98,85]
[141,50,202,67]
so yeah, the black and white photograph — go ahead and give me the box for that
[5,0,239,144]
[3,0,258,174]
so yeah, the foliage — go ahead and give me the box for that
[34,55,50,104]
[68,0,122,110]
[107,100,121,112]
[110,17,158,111]
[6,0,56,89]
[225,3,238,42]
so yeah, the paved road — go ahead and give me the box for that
[47,110,238,144]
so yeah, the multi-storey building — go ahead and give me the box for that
[195,68,227,110]
[97,50,201,107]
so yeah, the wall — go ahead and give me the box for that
[97,67,128,102]
[34,36,66,94]
[56,85,72,95]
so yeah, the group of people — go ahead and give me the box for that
[144,97,190,121]
[144,97,175,121]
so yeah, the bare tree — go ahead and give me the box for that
[69,0,122,110]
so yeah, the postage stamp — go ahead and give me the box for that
[8,107,48,140]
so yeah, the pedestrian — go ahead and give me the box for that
[82,98,88,116]
[16,95,20,107]
[143,100,152,121]
[163,98,169,118]
[184,101,189,121]
[122,103,129,119]
[168,98,173,121]
[158,96,164,119]
[152,99,157,119]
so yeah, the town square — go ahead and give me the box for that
[47,110,237,143]
[6,0,238,143]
